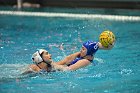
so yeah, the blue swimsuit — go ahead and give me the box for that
[67,57,93,66]
[67,41,99,66]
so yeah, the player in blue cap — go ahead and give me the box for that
[66,40,99,66]
[48,40,114,71]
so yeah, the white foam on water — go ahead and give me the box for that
[0,64,28,80]
[94,57,104,63]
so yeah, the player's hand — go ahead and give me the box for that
[108,42,115,49]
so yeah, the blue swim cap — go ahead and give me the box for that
[83,40,99,56]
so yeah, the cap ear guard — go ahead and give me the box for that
[32,50,43,64]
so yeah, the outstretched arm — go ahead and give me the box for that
[56,52,80,65]
[51,59,91,71]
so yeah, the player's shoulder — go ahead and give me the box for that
[29,64,39,71]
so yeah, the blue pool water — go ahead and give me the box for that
[0,8,140,93]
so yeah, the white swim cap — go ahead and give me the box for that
[32,49,47,64]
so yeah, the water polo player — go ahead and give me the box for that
[22,49,53,74]
[49,40,114,71]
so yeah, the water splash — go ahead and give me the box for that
[94,57,104,63]
[120,68,133,75]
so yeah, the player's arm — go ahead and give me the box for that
[67,59,91,70]
[56,52,80,65]
[51,59,90,71]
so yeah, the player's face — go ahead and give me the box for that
[42,51,52,61]
[80,46,87,57]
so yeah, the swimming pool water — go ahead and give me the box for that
[0,8,140,93]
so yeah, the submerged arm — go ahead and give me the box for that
[21,64,37,75]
